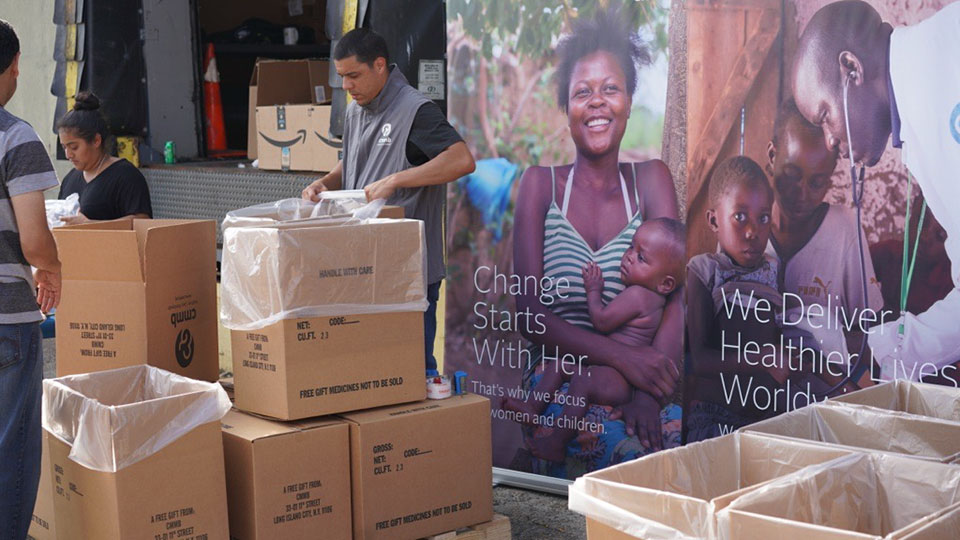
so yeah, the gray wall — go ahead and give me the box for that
[3,1,74,187]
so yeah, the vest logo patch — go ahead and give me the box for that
[377,123,393,146]
[950,102,960,144]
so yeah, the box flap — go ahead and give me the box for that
[221,408,344,442]
[137,220,216,284]
[54,221,144,282]
[339,394,488,425]
[221,408,299,441]
[255,59,313,106]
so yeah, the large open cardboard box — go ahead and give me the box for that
[340,395,494,540]
[222,217,427,420]
[42,366,231,539]
[221,409,352,539]
[568,431,852,539]
[830,379,960,423]
[53,219,218,381]
[716,453,960,540]
[742,402,960,463]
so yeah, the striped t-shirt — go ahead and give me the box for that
[0,106,59,323]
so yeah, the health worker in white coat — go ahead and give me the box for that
[791,0,960,383]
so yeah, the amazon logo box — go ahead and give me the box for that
[53,220,219,382]
[249,59,340,172]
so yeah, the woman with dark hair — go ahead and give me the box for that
[57,92,152,224]
[512,9,682,475]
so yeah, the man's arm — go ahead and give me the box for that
[302,160,344,201]
[363,141,475,201]
[11,191,61,311]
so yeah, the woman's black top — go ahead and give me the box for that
[58,159,153,220]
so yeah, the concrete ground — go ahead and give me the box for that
[38,338,588,539]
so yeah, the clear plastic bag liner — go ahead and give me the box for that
[743,402,960,462]
[830,379,960,423]
[716,453,960,539]
[221,192,369,231]
[45,193,79,229]
[567,431,853,539]
[41,365,231,473]
[220,210,427,331]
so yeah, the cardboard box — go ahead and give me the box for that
[743,402,960,463]
[831,379,960,423]
[340,395,493,540]
[248,59,332,160]
[222,217,427,420]
[249,58,340,170]
[221,409,351,539]
[53,219,218,381]
[42,366,231,539]
[568,431,852,539]
[29,435,57,540]
[231,312,424,420]
[716,453,960,540]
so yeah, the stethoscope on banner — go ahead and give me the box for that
[823,70,871,395]
[823,69,925,395]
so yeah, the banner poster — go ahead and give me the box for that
[444,1,682,479]
[682,0,960,443]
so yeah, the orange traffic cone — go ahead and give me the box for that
[203,43,228,154]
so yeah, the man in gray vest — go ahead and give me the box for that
[302,28,475,374]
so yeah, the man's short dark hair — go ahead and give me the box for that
[0,19,19,74]
[334,28,389,66]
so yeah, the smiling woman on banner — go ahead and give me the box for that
[510,9,683,476]
[57,92,152,224]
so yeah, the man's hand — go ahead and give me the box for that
[60,213,89,226]
[302,180,328,202]
[34,268,61,312]
[364,174,399,202]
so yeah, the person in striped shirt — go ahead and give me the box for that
[0,19,62,540]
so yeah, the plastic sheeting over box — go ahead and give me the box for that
[743,402,960,463]
[716,453,960,539]
[221,193,370,231]
[42,365,231,472]
[219,198,427,331]
[567,431,852,539]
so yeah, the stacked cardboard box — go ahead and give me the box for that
[340,394,494,540]
[220,210,428,420]
[220,409,352,539]
[218,202,495,539]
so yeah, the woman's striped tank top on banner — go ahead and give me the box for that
[541,165,643,329]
